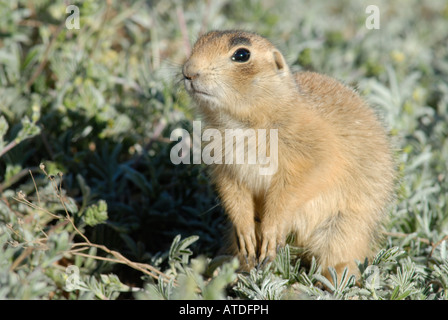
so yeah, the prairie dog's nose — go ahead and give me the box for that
[183,60,200,80]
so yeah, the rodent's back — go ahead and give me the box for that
[295,71,381,133]
[295,71,391,156]
[295,71,395,212]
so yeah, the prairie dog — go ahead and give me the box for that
[182,30,395,279]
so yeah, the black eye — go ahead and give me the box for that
[231,48,251,62]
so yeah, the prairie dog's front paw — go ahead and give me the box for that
[258,225,285,266]
[235,228,257,269]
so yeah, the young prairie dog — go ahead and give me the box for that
[182,30,395,279]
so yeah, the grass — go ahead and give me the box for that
[0,0,448,300]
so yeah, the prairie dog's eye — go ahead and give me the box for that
[231,48,251,62]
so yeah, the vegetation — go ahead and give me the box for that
[1,0,447,300]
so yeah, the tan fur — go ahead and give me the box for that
[182,30,396,280]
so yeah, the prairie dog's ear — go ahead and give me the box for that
[272,49,287,74]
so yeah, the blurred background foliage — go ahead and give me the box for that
[0,0,447,299]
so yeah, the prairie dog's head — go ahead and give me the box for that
[183,30,295,115]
